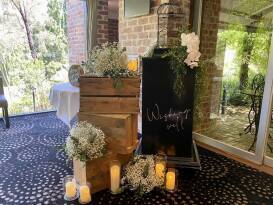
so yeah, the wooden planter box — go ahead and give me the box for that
[79,76,140,114]
[73,152,132,193]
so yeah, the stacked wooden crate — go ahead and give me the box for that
[74,76,140,193]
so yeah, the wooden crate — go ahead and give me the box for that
[73,152,132,193]
[80,97,139,114]
[80,76,141,96]
[79,76,140,114]
[78,113,138,151]
[76,76,140,193]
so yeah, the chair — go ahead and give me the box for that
[0,77,10,128]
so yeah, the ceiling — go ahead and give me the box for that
[219,0,273,29]
[221,0,273,16]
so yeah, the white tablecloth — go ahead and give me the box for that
[49,83,79,126]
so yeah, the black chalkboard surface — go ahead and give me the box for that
[142,51,196,164]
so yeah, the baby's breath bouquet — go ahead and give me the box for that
[82,42,138,88]
[121,155,164,196]
[65,121,106,162]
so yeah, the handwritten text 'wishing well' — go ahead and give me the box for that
[146,104,191,132]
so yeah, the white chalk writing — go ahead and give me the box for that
[146,104,191,132]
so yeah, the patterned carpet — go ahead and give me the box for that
[0,112,273,205]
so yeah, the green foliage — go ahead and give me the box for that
[0,0,68,115]
[163,27,201,100]
[164,46,189,99]
[222,77,249,106]
[193,60,212,122]
[217,22,270,106]
[103,68,138,89]
[36,0,68,79]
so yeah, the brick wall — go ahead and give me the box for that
[109,19,119,42]
[194,0,222,132]
[66,0,86,65]
[97,0,109,45]
[67,0,111,65]
[119,0,191,56]
[167,0,191,46]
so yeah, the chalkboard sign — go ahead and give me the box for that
[142,51,196,166]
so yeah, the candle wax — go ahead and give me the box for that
[65,181,76,198]
[110,164,120,193]
[79,185,91,203]
[166,171,176,191]
[155,163,165,178]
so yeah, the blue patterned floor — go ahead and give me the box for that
[0,112,273,205]
[0,112,72,205]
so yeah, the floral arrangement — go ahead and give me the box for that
[65,121,106,162]
[82,42,138,88]
[180,32,201,69]
[121,155,164,196]
[164,30,201,99]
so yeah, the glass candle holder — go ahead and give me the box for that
[110,160,122,194]
[155,155,166,179]
[79,182,92,204]
[63,175,79,201]
[165,168,178,192]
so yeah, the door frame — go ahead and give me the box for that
[256,36,273,164]
[193,0,273,165]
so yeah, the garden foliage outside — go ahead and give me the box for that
[217,22,270,106]
[0,0,68,115]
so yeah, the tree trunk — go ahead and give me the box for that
[239,27,256,89]
[22,16,37,59]
[11,1,37,59]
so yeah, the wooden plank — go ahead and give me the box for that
[131,114,138,145]
[107,139,139,155]
[80,97,139,114]
[73,152,133,193]
[78,113,138,148]
[80,76,141,97]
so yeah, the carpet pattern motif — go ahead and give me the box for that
[0,112,273,205]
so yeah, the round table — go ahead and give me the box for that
[49,82,79,127]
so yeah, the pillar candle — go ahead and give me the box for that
[79,185,91,203]
[166,170,176,191]
[128,59,138,71]
[110,164,120,193]
[65,181,76,198]
[155,162,165,178]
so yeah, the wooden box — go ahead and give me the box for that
[73,152,132,193]
[75,76,140,193]
[78,113,138,153]
[79,76,141,114]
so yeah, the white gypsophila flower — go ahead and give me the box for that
[122,155,164,195]
[84,42,128,75]
[65,121,106,162]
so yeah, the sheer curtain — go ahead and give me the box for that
[86,0,97,52]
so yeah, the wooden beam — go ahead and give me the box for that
[250,3,273,18]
